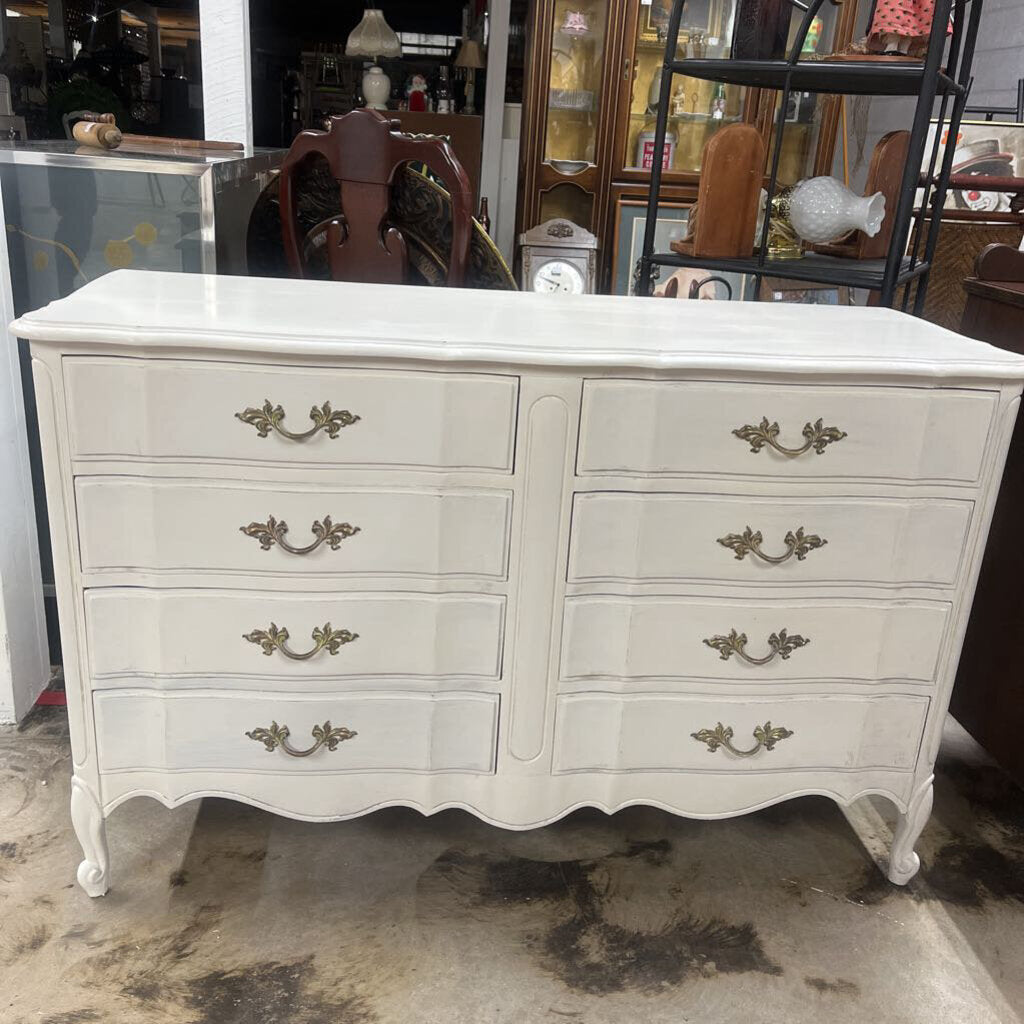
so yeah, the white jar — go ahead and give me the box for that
[362,66,391,110]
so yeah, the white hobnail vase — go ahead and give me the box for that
[787,176,886,244]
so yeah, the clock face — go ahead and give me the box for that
[533,259,586,295]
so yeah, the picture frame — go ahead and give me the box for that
[920,119,1024,213]
[759,277,851,305]
[612,198,752,299]
[638,0,673,42]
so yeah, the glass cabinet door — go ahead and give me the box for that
[623,0,747,175]
[772,0,850,183]
[543,0,610,169]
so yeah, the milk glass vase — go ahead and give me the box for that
[786,176,886,244]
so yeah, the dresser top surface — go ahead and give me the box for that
[13,270,1024,380]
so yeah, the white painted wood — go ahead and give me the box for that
[0,182,48,723]
[65,358,518,472]
[561,596,949,683]
[569,492,973,587]
[94,689,499,773]
[579,380,998,482]
[70,776,109,896]
[480,0,510,220]
[18,270,1024,893]
[85,590,505,680]
[198,0,253,149]
[888,774,934,884]
[76,478,511,580]
[552,693,930,773]
[13,270,1024,379]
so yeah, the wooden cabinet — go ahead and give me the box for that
[517,0,860,290]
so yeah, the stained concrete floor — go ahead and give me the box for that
[2,708,1024,1024]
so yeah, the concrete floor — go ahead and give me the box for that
[2,709,1023,1024]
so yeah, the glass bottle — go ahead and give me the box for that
[436,66,452,114]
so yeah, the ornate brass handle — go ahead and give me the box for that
[243,622,358,660]
[703,628,809,665]
[245,720,357,757]
[733,417,847,457]
[717,526,826,564]
[240,514,360,554]
[691,721,794,757]
[236,399,360,441]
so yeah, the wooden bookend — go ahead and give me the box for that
[974,242,1024,283]
[671,124,765,259]
[814,130,910,260]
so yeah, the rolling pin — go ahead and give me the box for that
[72,119,123,150]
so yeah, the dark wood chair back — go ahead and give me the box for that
[279,108,474,286]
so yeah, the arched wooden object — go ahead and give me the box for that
[279,108,474,286]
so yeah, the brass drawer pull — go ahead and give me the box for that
[703,628,809,665]
[236,399,360,441]
[717,526,826,564]
[246,720,357,757]
[241,514,360,554]
[733,417,847,457]
[691,721,794,757]
[243,622,358,660]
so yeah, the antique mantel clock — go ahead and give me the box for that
[519,218,598,294]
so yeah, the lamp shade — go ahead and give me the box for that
[454,38,486,69]
[346,9,401,59]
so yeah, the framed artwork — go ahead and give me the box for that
[639,0,673,42]
[759,277,851,305]
[612,198,751,299]
[639,0,724,44]
[921,119,1024,213]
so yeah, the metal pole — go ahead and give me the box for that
[879,0,955,306]
[638,0,686,297]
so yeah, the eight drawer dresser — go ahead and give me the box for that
[14,269,1024,896]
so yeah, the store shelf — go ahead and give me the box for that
[648,251,930,290]
[629,111,741,122]
[666,58,963,97]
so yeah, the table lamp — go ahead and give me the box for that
[346,8,402,110]
[454,38,486,115]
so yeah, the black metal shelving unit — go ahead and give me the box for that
[637,0,984,312]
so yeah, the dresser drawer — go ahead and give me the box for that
[86,590,504,681]
[578,380,997,482]
[569,492,973,587]
[561,596,949,683]
[65,358,518,472]
[553,692,929,772]
[77,478,511,580]
[95,689,498,773]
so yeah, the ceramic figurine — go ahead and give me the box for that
[867,0,949,56]
[406,73,428,112]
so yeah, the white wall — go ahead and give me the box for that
[0,184,49,723]
[966,0,1024,112]
[199,0,254,149]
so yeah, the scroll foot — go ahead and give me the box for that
[70,777,109,897]
[887,777,933,885]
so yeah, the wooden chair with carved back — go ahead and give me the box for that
[279,107,474,286]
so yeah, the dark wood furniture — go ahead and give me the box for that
[279,108,474,286]
[516,0,858,288]
[953,243,1024,787]
[395,111,484,202]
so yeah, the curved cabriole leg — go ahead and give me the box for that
[70,777,109,897]
[888,777,934,885]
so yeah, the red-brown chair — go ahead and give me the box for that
[278,107,474,286]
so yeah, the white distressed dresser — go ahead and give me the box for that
[14,270,1024,896]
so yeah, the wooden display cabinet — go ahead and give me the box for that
[517,0,861,291]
